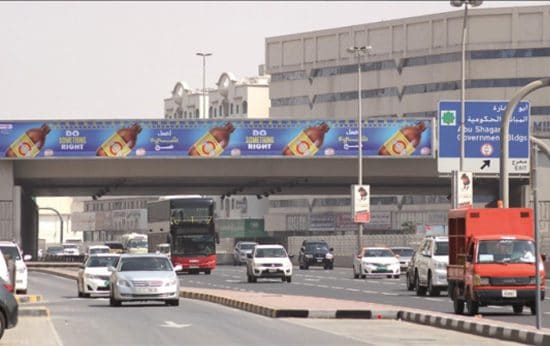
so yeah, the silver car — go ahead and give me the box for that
[108,254,182,307]
[233,241,257,265]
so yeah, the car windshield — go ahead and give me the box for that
[239,243,256,250]
[127,240,148,248]
[305,243,329,252]
[477,239,535,264]
[0,246,21,260]
[90,248,110,255]
[119,257,173,271]
[433,241,449,256]
[255,248,287,258]
[391,248,414,257]
[364,249,394,257]
[86,256,119,268]
[47,247,63,253]
[172,234,214,256]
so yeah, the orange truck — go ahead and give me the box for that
[447,207,545,315]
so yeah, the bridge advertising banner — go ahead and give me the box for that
[0,118,433,158]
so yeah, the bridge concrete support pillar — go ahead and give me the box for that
[0,161,39,258]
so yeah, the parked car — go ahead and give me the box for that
[352,247,400,279]
[390,246,415,273]
[0,242,30,294]
[233,241,257,265]
[0,251,12,294]
[298,240,334,270]
[0,277,18,340]
[108,254,182,307]
[77,254,120,298]
[410,236,449,296]
[246,244,293,283]
[104,242,124,254]
[87,245,111,256]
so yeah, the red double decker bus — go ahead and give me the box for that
[148,197,217,274]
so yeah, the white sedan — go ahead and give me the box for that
[109,254,182,307]
[77,254,120,297]
[353,247,400,279]
[246,244,293,283]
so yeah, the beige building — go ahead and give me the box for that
[265,5,550,121]
[164,72,270,119]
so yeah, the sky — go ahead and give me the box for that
[1,1,548,119]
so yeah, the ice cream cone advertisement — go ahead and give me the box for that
[282,122,330,156]
[5,123,51,158]
[96,123,142,157]
[188,122,235,157]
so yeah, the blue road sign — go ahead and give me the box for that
[438,100,530,173]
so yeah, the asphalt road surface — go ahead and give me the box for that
[27,271,520,345]
[182,265,550,328]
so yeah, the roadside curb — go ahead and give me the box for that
[15,295,42,304]
[19,306,49,317]
[30,268,78,281]
[398,311,550,346]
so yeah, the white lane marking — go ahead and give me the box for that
[424,298,444,302]
[160,321,192,328]
[346,288,360,292]
[304,278,320,282]
[362,290,378,294]
[225,280,241,283]
[381,292,398,296]
[331,286,345,290]
[303,283,315,287]
[317,285,329,288]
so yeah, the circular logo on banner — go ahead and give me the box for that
[109,141,123,156]
[391,140,406,155]
[295,141,310,155]
[200,140,216,156]
[18,143,32,156]
[480,143,493,157]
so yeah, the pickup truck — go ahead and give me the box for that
[447,207,545,315]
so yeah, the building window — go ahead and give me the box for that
[242,101,248,114]
[214,108,217,117]
[219,105,223,116]
[230,103,234,115]
[209,106,213,117]
[236,104,239,114]
[195,109,200,118]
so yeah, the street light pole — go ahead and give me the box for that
[196,52,212,118]
[39,207,64,244]
[347,46,372,252]
[450,0,482,208]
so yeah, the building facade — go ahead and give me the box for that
[164,72,271,120]
[265,5,550,120]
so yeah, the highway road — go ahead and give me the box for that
[183,265,550,328]
[26,271,519,345]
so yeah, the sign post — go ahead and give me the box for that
[352,185,370,223]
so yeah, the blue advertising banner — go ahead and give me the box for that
[438,101,530,174]
[0,118,433,159]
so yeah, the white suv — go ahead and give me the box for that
[0,242,30,294]
[410,236,449,297]
[246,245,293,283]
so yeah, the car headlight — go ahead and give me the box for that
[117,279,131,287]
[325,253,333,259]
[473,274,490,286]
[305,254,313,258]
[164,279,178,287]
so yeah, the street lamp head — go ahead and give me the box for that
[196,52,212,57]
[469,0,483,7]
[450,0,465,7]
[451,0,483,7]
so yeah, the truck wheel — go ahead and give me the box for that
[453,299,465,314]
[513,304,523,314]
[466,296,479,315]
[204,269,211,275]
[427,274,440,296]
[415,273,426,296]
[286,276,292,283]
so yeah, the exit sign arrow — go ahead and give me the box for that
[480,160,491,170]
